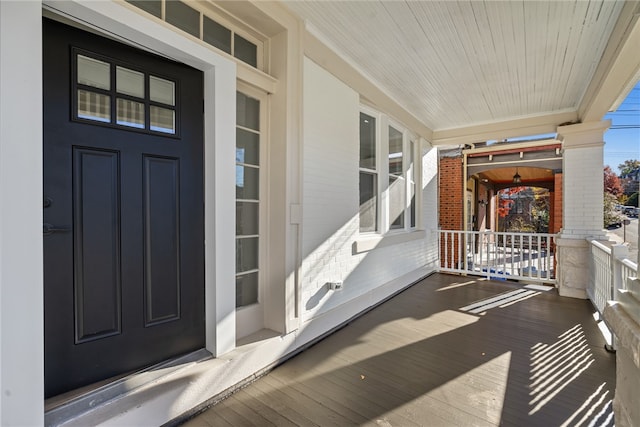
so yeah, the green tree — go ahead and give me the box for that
[531,188,550,232]
[628,192,639,207]
[618,159,640,176]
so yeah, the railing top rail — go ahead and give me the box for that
[438,230,558,239]
[620,258,638,272]
[589,239,612,254]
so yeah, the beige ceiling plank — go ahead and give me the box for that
[431,111,578,146]
[579,1,640,121]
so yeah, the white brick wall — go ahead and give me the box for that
[559,122,607,239]
[301,58,439,321]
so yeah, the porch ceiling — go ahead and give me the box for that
[478,167,554,187]
[284,0,640,144]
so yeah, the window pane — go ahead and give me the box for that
[389,176,405,229]
[410,184,416,228]
[77,90,110,123]
[203,16,232,54]
[360,113,376,170]
[116,98,144,128]
[150,76,175,106]
[165,0,200,38]
[236,92,259,131]
[236,165,259,200]
[389,126,403,175]
[359,172,377,232]
[236,128,259,166]
[236,272,258,307]
[77,55,110,90]
[150,106,175,134]
[236,201,259,236]
[116,66,144,98]
[236,237,258,273]
[410,140,416,227]
[126,0,161,18]
[234,34,257,67]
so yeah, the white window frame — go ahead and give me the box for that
[358,106,422,247]
[235,82,269,340]
[358,106,381,234]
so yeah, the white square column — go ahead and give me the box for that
[0,1,44,425]
[555,120,610,298]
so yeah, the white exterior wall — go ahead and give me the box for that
[561,150,605,237]
[0,2,44,425]
[301,58,439,322]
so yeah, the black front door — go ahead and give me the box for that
[43,18,205,398]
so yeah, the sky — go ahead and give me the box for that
[603,81,640,172]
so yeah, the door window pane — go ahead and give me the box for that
[236,129,259,166]
[234,34,257,67]
[116,66,144,98]
[77,55,110,90]
[236,92,259,131]
[236,272,258,307]
[236,237,258,273]
[150,106,175,134]
[236,201,259,236]
[203,16,232,54]
[235,165,259,200]
[78,90,110,123]
[116,98,144,128]
[165,0,200,38]
[150,76,175,106]
[360,113,376,170]
[359,172,378,232]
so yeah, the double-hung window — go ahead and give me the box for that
[359,108,419,235]
[359,112,378,233]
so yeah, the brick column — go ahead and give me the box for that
[549,172,562,233]
[439,155,463,267]
[555,121,610,298]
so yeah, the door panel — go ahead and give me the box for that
[143,155,181,326]
[72,147,121,343]
[43,18,205,398]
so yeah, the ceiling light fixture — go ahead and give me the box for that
[513,168,522,184]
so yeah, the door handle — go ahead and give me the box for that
[43,223,71,235]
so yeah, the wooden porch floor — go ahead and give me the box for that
[182,273,615,427]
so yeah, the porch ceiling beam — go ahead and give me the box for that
[466,142,561,157]
[579,1,640,121]
[431,110,577,147]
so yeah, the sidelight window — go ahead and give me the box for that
[235,91,262,308]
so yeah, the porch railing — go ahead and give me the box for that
[588,239,638,318]
[438,230,557,284]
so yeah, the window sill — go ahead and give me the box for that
[354,229,426,254]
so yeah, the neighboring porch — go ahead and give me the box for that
[182,273,615,427]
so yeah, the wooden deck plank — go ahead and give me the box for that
[182,274,615,426]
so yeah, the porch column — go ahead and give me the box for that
[555,121,610,298]
[0,1,44,425]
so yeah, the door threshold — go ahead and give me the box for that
[44,348,212,427]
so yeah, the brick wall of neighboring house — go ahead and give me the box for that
[553,173,563,234]
[439,155,464,268]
